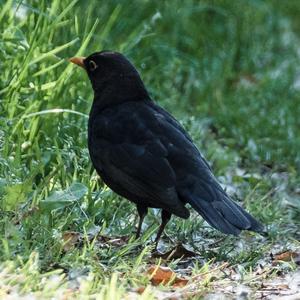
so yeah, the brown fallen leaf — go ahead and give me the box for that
[62,231,81,252]
[172,277,189,288]
[97,235,129,247]
[272,251,300,265]
[134,287,146,294]
[147,265,189,287]
[262,283,289,291]
[152,243,197,260]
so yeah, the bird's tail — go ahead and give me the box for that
[185,188,264,235]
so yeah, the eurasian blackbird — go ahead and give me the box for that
[70,51,264,247]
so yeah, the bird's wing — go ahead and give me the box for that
[88,103,189,218]
[147,102,264,234]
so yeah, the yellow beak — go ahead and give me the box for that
[69,56,86,69]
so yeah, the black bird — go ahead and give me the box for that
[70,51,264,247]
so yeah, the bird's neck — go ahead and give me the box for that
[91,78,150,112]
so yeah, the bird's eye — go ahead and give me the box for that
[89,60,98,71]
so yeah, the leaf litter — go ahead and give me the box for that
[59,228,300,299]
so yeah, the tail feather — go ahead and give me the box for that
[230,200,264,233]
[212,195,251,229]
[192,198,241,235]
[185,189,264,235]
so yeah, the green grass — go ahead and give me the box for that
[0,0,299,298]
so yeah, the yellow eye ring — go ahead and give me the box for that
[89,60,98,71]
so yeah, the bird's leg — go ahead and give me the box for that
[136,205,148,239]
[154,210,172,249]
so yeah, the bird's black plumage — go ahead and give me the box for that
[70,51,264,246]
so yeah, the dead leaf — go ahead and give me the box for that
[134,287,146,294]
[148,265,174,286]
[272,251,300,265]
[172,277,189,288]
[62,231,81,251]
[272,284,289,290]
[147,265,189,287]
[97,235,129,247]
[152,243,197,260]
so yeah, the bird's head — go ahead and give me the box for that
[70,51,149,107]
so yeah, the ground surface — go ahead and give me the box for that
[0,0,299,299]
